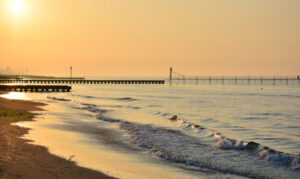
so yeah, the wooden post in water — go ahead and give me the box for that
[169,67,173,86]
[248,76,250,85]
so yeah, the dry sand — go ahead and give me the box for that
[0,91,115,179]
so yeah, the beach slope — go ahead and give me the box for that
[0,91,114,179]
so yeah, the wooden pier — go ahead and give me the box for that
[0,85,71,92]
[0,75,85,81]
[0,79,165,85]
[167,77,300,85]
[168,68,300,86]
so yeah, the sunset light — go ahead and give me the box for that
[0,1,299,178]
[10,0,24,15]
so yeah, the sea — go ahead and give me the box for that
[2,78,300,179]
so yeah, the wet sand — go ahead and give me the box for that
[0,91,114,179]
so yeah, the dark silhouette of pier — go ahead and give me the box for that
[0,85,71,92]
[168,68,300,86]
[0,74,164,85]
[1,71,299,87]
[0,75,85,80]
[168,77,300,85]
[0,79,165,85]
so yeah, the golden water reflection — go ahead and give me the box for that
[0,92,28,100]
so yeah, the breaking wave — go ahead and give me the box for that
[46,96,300,178]
[81,105,300,178]
[167,114,300,171]
[119,122,299,178]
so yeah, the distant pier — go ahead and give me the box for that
[167,77,300,85]
[168,68,300,86]
[0,85,71,92]
[0,79,165,85]
[1,72,299,86]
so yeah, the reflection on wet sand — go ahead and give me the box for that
[0,92,28,100]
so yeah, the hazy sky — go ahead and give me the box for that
[0,0,299,77]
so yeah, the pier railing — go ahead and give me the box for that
[0,75,85,81]
[167,68,300,85]
[1,72,299,86]
[1,77,299,85]
[0,79,165,85]
[166,76,300,85]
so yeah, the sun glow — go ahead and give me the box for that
[0,92,28,100]
[10,0,24,15]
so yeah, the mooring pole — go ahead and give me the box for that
[70,66,72,79]
[169,67,173,86]
[248,76,250,85]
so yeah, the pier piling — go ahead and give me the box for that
[0,85,71,93]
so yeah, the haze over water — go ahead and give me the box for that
[4,81,300,179]
[1,0,300,76]
[1,0,300,178]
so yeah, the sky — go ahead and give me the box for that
[0,0,299,77]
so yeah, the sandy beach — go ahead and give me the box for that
[0,91,114,179]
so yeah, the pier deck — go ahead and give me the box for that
[0,79,165,85]
[0,85,71,92]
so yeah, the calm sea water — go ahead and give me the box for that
[4,82,300,178]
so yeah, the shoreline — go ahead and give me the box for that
[0,91,114,179]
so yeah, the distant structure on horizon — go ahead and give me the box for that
[168,67,300,86]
